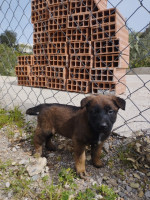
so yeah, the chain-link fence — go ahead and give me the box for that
[0,0,150,137]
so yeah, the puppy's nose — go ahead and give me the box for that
[100,122,108,129]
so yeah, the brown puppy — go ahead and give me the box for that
[26,94,125,178]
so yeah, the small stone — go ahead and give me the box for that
[96,176,102,185]
[147,172,150,177]
[69,195,74,200]
[118,192,125,198]
[58,144,64,150]
[126,185,132,193]
[32,174,39,181]
[6,182,10,188]
[8,191,13,198]
[146,154,150,163]
[27,157,47,176]
[145,191,150,198]
[86,155,91,161]
[108,179,118,187]
[133,173,140,179]
[49,153,55,157]
[92,181,97,186]
[12,147,17,152]
[138,190,144,198]
[95,194,103,199]
[103,142,109,153]
[130,182,140,189]
[19,159,28,165]
[12,162,16,166]
[64,184,70,189]
[45,166,49,173]
[103,176,108,181]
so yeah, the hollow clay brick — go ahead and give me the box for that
[90,68,126,82]
[33,44,48,55]
[31,76,47,88]
[48,3,68,18]
[69,41,92,55]
[67,79,91,94]
[49,17,67,31]
[67,28,90,41]
[49,30,67,42]
[46,77,66,90]
[46,66,67,79]
[30,65,46,77]
[94,54,129,68]
[33,32,49,44]
[70,55,93,68]
[31,8,49,24]
[91,80,126,95]
[31,0,47,12]
[48,55,69,67]
[18,55,33,66]
[68,13,90,28]
[34,55,49,65]
[94,39,129,56]
[34,21,48,33]
[17,76,31,86]
[69,67,90,80]
[15,65,30,77]
[48,42,68,54]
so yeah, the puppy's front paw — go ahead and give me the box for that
[34,152,42,158]
[77,171,89,180]
[93,159,104,168]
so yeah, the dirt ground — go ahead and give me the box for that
[0,123,150,200]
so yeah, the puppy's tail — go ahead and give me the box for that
[26,104,52,115]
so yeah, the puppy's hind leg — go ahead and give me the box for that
[34,127,46,157]
[45,133,56,151]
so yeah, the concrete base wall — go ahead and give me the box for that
[127,67,150,75]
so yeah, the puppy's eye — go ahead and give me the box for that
[108,110,114,114]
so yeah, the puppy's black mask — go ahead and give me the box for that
[81,95,126,144]
[86,103,117,142]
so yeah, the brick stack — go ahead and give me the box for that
[90,7,129,94]
[15,0,130,95]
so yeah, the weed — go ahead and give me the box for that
[97,184,118,200]
[76,188,95,200]
[0,107,25,129]
[107,159,114,169]
[117,144,135,167]
[0,159,12,171]
[42,175,49,183]
[58,168,77,189]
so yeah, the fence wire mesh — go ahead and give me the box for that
[0,0,150,137]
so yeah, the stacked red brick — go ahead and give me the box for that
[91,6,129,94]
[32,0,68,90]
[15,0,129,95]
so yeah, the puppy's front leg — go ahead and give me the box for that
[73,140,87,179]
[91,142,104,168]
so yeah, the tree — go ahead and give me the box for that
[0,30,17,47]
[129,26,150,68]
[0,44,17,76]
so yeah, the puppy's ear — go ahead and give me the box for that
[113,96,126,110]
[81,95,94,108]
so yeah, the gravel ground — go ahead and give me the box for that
[0,123,150,200]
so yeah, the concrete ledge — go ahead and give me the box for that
[127,67,150,75]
